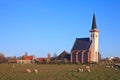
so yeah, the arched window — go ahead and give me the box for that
[93,34,94,39]
[96,35,97,37]
[91,35,92,37]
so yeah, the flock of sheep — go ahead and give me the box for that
[26,68,38,73]
[12,64,39,73]
[12,64,119,74]
[105,65,120,70]
[77,66,91,72]
[26,66,91,73]
[26,66,92,74]
[12,64,91,73]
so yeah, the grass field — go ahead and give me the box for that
[0,64,120,80]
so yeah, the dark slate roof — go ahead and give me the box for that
[71,38,91,51]
[92,14,97,30]
[58,51,70,60]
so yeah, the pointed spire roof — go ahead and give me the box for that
[92,14,97,29]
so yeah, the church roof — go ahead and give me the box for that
[92,14,97,30]
[71,38,91,51]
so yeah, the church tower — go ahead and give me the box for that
[90,14,99,63]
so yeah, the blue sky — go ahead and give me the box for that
[0,0,120,58]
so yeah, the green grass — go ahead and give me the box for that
[0,64,120,80]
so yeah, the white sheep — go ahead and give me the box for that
[105,65,110,68]
[34,69,38,73]
[26,68,31,73]
[85,66,91,72]
[86,66,90,69]
[87,68,91,72]
[78,68,84,72]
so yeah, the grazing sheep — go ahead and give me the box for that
[77,68,83,72]
[111,66,114,68]
[26,68,31,73]
[81,68,84,72]
[85,66,91,72]
[115,68,117,70]
[105,65,110,68]
[86,66,90,69]
[34,69,38,73]
[87,68,91,72]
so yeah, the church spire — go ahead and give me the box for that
[92,14,97,30]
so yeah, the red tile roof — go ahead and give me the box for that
[23,56,34,60]
[37,58,48,62]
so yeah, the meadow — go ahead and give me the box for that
[0,63,120,80]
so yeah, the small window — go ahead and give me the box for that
[91,35,92,37]
[92,34,94,39]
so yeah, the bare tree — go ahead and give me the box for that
[0,53,6,63]
[53,53,58,60]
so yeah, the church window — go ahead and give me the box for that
[91,35,92,37]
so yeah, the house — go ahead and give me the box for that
[36,58,48,63]
[8,57,17,63]
[22,55,34,60]
[70,14,101,64]
[58,51,70,61]
[35,54,51,63]
[17,55,34,64]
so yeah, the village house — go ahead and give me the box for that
[36,58,48,63]
[17,55,35,64]
[8,57,17,63]
[58,51,70,61]
[35,54,51,63]
[70,14,101,64]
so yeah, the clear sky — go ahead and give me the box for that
[0,0,120,58]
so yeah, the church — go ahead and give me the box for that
[70,14,101,63]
